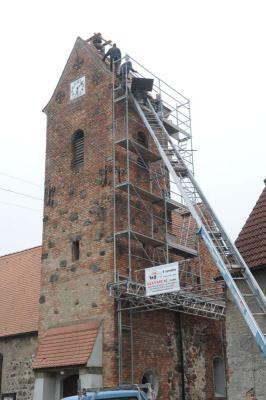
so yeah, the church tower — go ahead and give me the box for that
[32,36,226,400]
[33,38,116,397]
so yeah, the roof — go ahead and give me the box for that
[0,246,41,337]
[32,321,101,369]
[236,180,266,269]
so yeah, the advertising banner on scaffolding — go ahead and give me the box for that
[145,262,180,296]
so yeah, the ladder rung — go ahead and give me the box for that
[252,313,265,316]
[242,294,257,297]
[114,95,127,102]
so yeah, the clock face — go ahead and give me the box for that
[70,76,85,100]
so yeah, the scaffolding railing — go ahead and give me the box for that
[110,53,226,384]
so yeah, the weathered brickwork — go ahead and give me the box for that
[40,38,116,385]
[0,334,37,400]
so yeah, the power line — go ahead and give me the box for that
[0,171,43,188]
[0,201,42,213]
[0,186,43,201]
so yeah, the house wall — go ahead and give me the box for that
[0,334,37,400]
[226,269,266,400]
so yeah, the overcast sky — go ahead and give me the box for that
[0,0,265,256]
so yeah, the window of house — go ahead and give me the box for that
[213,357,226,398]
[141,369,159,399]
[136,131,148,148]
[72,130,84,169]
[0,353,3,394]
[72,240,80,261]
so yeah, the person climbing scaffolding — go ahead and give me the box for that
[103,43,121,74]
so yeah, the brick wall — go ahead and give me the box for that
[40,38,116,386]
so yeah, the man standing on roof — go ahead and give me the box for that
[103,43,121,74]
[92,33,105,54]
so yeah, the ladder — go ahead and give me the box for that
[130,93,266,358]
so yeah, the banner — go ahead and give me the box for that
[145,262,180,296]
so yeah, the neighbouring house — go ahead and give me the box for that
[226,179,266,400]
[0,246,41,400]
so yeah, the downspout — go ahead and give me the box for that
[177,312,186,400]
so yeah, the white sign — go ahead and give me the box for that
[145,262,180,296]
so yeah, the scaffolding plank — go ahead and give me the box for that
[163,119,179,135]
[115,138,161,162]
[116,181,189,213]
[116,182,163,205]
[166,235,198,257]
[162,119,191,140]
[115,229,164,247]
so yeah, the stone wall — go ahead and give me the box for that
[0,334,37,400]
[226,269,266,400]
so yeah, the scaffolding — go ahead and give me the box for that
[109,56,226,384]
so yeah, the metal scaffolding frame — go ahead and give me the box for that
[110,56,226,384]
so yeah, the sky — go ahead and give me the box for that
[0,0,265,256]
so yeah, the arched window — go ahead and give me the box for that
[141,369,159,399]
[72,130,84,169]
[0,353,3,394]
[213,357,226,398]
[136,131,148,148]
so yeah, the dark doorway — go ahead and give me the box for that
[62,374,79,397]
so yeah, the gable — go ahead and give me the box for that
[43,37,112,114]
[236,180,266,268]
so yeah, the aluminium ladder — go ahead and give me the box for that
[130,93,266,358]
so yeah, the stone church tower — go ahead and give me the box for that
[32,37,226,400]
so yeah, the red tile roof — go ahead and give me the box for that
[236,181,266,268]
[32,321,100,369]
[0,246,41,337]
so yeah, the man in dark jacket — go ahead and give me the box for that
[103,43,121,74]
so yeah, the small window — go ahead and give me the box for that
[137,131,148,148]
[141,369,159,399]
[213,357,226,398]
[72,130,84,168]
[72,240,80,261]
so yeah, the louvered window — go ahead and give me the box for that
[72,130,84,168]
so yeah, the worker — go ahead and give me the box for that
[92,33,105,54]
[153,93,162,113]
[120,55,137,78]
[103,43,121,74]
[120,55,137,90]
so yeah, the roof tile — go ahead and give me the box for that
[0,246,41,337]
[236,182,266,268]
[32,321,100,369]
